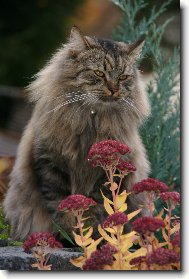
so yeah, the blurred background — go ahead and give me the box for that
[0,0,180,200]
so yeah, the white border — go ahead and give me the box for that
[0,2,186,279]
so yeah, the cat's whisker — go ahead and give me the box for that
[121,98,142,119]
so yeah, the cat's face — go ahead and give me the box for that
[63,26,145,107]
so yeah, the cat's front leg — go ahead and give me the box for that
[33,154,75,234]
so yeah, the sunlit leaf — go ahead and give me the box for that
[83,227,93,239]
[115,191,127,208]
[118,203,127,212]
[86,237,103,256]
[70,256,85,268]
[162,228,169,242]
[104,227,116,234]
[83,237,93,247]
[73,232,83,246]
[98,225,117,245]
[104,199,114,215]
[100,189,114,204]
[170,223,180,235]
[127,209,141,220]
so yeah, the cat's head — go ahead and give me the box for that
[67,26,145,103]
[29,26,150,122]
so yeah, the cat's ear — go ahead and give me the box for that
[127,36,145,59]
[69,26,92,50]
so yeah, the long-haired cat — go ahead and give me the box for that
[3,27,150,240]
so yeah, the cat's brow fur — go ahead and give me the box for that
[3,27,151,240]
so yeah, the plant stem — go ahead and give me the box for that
[116,225,123,270]
[109,168,118,212]
[76,212,88,258]
[167,207,172,249]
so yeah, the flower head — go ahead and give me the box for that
[116,159,136,174]
[132,216,165,234]
[83,244,117,270]
[57,194,96,212]
[172,231,180,247]
[88,140,131,169]
[23,232,62,253]
[102,212,128,228]
[161,192,180,204]
[130,256,146,266]
[147,248,180,265]
[131,178,169,194]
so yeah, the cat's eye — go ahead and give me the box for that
[119,74,130,80]
[94,70,105,77]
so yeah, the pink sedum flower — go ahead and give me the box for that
[83,244,117,270]
[57,194,96,212]
[132,216,165,234]
[102,212,128,228]
[23,232,62,253]
[116,159,136,174]
[147,248,180,265]
[161,191,180,204]
[88,140,131,168]
[130,256,146,266]
[131,178,169,194]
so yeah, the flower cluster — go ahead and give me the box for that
[116,159,136,174]
[57,194,96,212]
[87,140,131,168]
[147,248,180,265]
[131,178,169,194]
[23,232,62,253]
[83,244,117,270]
[161,192,180,204]
[130,256,146,266]
[132,217,165,234]
[103,212,128,228]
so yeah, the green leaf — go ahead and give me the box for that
[52,219,75,246]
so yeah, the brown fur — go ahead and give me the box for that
[3,27,150,240]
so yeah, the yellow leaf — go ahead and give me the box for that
[104,199,114,215]
[70,256,85,268]
[83,227,93,239]
[127,209,141,221]
[124,247,147,261]
[118,203,127,212]
[72,232,83,246]
[104,227,116,234]
[82,226,91,233]
[155,209,164,219]
[162,228,169,242]
[98,225,117,245]
[100,189,114,204]
[83,237,93,247]
[170,223,180,235]
[115,191,127,208]
[86,237,103,256]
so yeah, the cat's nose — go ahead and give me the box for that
[107,82,119,96]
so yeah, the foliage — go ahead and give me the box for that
[111,0,180,190]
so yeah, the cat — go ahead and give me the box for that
[3,26,151,240]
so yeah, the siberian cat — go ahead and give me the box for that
[3,27,150,240]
